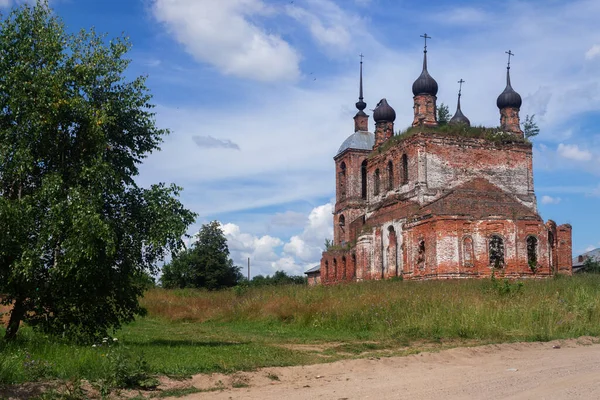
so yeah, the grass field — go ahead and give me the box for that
[1,274,600,388]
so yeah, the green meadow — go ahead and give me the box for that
[1,275,600,388]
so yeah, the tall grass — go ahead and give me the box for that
[1,275,600,385]
[142,275,600,342]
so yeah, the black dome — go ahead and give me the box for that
[373,98,396,123]
[449,108,470,126]
[449,94,470,126]
[412,52,438,96]
[497,70,522,109]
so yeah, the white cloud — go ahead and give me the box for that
[585,44,600,60]
[283,203,333,262]
[219,203,332,277]
[541,195,561,205]
[285,0,357,52]
[152,0,300,82]
[557,143,593,161]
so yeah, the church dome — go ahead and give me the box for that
[497,69,522,109]
[496,85,522,109]
[412,51,438,96]
[373,98,396,123]
[337,130,374,155]
[449,108,470,126]
[412,69,438,96]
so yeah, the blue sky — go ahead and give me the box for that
[6,0,600,276]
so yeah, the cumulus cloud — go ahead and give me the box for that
[283,203,333,262]
[192,136,240,150]
[219,203,333,277]
[152,0,300,82]
[541,195,561,205]
[585,44,600,60]
[557,143,593,161]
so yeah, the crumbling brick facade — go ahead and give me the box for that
[317,51,573,284]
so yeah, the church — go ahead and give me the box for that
[308,36,573,286]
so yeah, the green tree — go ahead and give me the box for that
[0,2,196,341]
[437,103,450,125]
[522,114,540,139]
[161,221,243,290]
[249,270,306,286]
[583,257,600,274]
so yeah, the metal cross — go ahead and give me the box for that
[420,33,431,51]
[359,53,364,63]
[458,79,465,96]
[506,50,514,68]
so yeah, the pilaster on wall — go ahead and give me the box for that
[412,94,438,127]
[556,224,573,275]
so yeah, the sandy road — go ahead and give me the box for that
[173,338,600,400]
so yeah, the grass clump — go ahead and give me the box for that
[374,124,529,155]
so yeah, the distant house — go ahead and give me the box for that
[304,265,320,286]
[572,248,600,273]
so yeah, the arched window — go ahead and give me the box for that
[548,231,555,272]
[417,239,426,269]
[351,253,357,279]
[333,258,338,280]
[338,215,346,245]
[401,154,408,185]
[462,236,474,267]
[342,256,347,280]
[361,160,367,199]
[339,162,347,199]
[527,236,538,266]
[324,260,329,281]
[387,160,394,190]
[339,214,345,227]
[374,169,380,195]
[489,235,505,268]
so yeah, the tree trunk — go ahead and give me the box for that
[4,298,25,341]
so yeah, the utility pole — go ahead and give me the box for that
[247,257,250,281]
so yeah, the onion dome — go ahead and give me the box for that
[449,80,470,126]
[449,100,470,126]
[373,98,396,123]
[337,131,375,155]
[497,51,522,109]
[412,50,438,96]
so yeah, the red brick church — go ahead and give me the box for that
[310,37,573,285]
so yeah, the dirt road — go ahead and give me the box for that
[175,338,600,400]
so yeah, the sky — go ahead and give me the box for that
[4,0,600,277]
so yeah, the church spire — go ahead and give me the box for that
[353,54,369,132]
[356,53,366,112]
[496,50,523,135]
[449,79,470,126]
[412,33,438,127]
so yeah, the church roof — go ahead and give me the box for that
[337,130,374,155]
[414,178,539,220]
[304,265,320,274]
